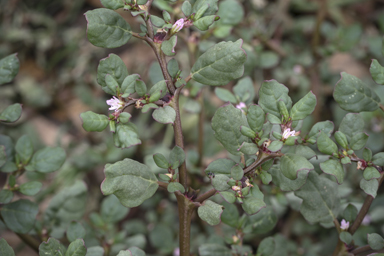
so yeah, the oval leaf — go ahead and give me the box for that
[80,111,109,132]
[1,199,38,233]
[197,200,223,226]
[152,106,176,124]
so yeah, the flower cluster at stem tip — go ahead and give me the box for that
[282,128,296,139]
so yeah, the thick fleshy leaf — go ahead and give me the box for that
[101,158,158,207]
[368,233,384,250]
[363,167,381,180]
[239,142,258,155]
[294,172,340,224]
[370,59,384,84]
[0,104,22,123]
[121,74,140,96]
[66,222,86,243]
[258,80,292,118]
[85,247,104,256]
[211,104,248,155]
[97,54,129,95]
[161,36,177,56]
[241,186,266,215]
[197,200,223,225]
[0,238,15,256]
[192,0,219,17]
[217,0,244,25]
[334,131,348,149]
[128,247,145,256]
[307,121,334,140]
[257,237,275,256]
[333,72,381,112]
[66,239,87,256]
[150,15,165,27]
[280,153,314,180]
[152,106,176,124]
[169,146,185,168]
[100,0,124,10]
[339,113,365,143]
[260,170,272,185]
[80,111,109,132]
[191,40,246,86]
[340,232,352,245]
[290,91,316,121]
[230,164,243,180]
[363,148,372,162]
[153,153,169,169]
[167,182,185,193]
[27,147,66,173]
[182,1,192,16]
[113,123,141,149]
[193,15,217,31]
[343,204,358,222]
[0,53,19,85]
[85,8,132,48]
[267,140,283,152]
[294,145,317,160]
[101,195,129,223]
[19,181,42,196]
[215,88,237,103]
[320,159,344,184]
[248,206,278,234]
[317,131,338,156]
[38,238,67,256]
[234,77,255,103]
[219,191,236,203]
[247,105,265,133]
[349,132,368,150]
[1,199,38,233]
[220,202,239,227]
[372,152,384,166]
[15,135,33,164]
[148,80,168,99]
[204,158,236,176]
[268,165,310,191]
[360,178,378,198]
[116,251,132,256]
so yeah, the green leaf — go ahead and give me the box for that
[308,121,334,140]
[214,88,237,103]
[135,80,147,97]
[0,238,15,256]
[198,200,223,225]
[15,135,33,164]
[191,40,246,86]
[258,51,279,68]
[360,178,378,198]
[27,147,66,173]
[339,113,365,143]
[97,54,129,95]
[216,0,244,26]
[169,146,185,167]
[153,153,169,169]
[363,167,381,180]
[66,222,86,243]
[247,104,265,133]
[121,74,140,96]
[363,148,372,161]
[167,182,185,193]
[340,232,352,244]
[211,104,248,155]
[368,233,384,250]
[204,158,236,176]
[240,126,256,139]
[85,247,104,256]
[230,164,243,180]
[334,131,348,148]
[85,8,132,48]
[65,239,86,256]
[248,206,277,234]
[219,191,236,203]
[266,114,281,124]
[280,153,314,180]
[372,152,384,166]
[101,195,129,223]
[241,186,266,215]
[220,202,239,227]
[128,247,145,256]
[167,58,179,78]
[101,158,158,207]
[290,91,316,120]
[38,238,67,256]
[370,59,384,84]
[320,159,344,184]
[80,111,109,132]
[119,112,131,123]
[113,123,141,149]
[234,77,255,104]
[19,181,42,196]
[294,171,340,224]
[192,0,218,17]
[1,199,38,233]
[269,164,309,191]
[349,132,368,150]
[258,80,292,118]
[182,1,192,16]
[161,36,177,56]
[333,72,381,112]
[116,251,132,256]
[0,53,19,85]
[193,15,217,31]
[148,80,168,99]
[106,74,120,94]
[239,142,258,155]
[100,0,124,10]
[0,104,22,123]
[260,170,272,185]
[267,140,283,153]
[142,103,159,113]
[150,15,166,27]
[0,189,13,204]
[257,237,275,256]
[0,145,6,168]
[152,106,176,124]
[317,131,338,155]
[343,204,358,222]
[199,244,231,256]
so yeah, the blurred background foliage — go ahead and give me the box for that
[1,0,384,255]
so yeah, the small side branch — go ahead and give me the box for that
[195,188,217,203]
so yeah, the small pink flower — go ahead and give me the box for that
[282,128,296,139]
[340,219,349,230]
[236,102,246,112]
[171,19,184,34]
[106,96,124,112]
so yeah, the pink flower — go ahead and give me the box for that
[236,102,246,112]
[106,96,124,112]
[282,128,296,139]
[171,19,184,34]
[340,219,349,230]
